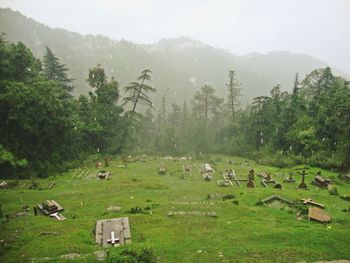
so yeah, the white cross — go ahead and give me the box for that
[107,231,119,244]
[50,213,60,220]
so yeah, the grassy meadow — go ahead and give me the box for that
[0,155,350,262]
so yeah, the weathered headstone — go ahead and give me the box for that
[284,172,295,183]
[158,165,167,175]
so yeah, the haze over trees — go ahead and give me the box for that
[0,34,349,178]
[0,8,343,106]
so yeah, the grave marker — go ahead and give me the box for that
[95,217,131,247]
[297,169,308,189]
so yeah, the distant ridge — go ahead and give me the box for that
[0,7,338,106]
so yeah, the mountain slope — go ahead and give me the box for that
[0,8,333,106]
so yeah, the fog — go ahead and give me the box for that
[0,0,349,74]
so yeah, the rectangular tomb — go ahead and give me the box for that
[95,217,131,247]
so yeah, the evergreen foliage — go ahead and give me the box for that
[0,36,349,178]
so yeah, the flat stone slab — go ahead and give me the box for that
[60,253,80,260]
[171,201,215,205]
[95,217,131,247]
[107,206,123,212]
[308,207,331,223]
[168,211,217,217]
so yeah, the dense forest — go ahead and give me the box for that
[1,35,349,179]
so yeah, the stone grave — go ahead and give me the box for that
[168,211,217,217]
[37,200,63,215]
[97,170,110,179]
[284,172,295,183]
[339,174,350,182]
[248,169,255,180]
[247,178,255,188]
[301,198,325,209]
[222,170,236,180]
[203,163,213,173]
[203,173,213,181]
[308,207,331,223]
[217,180,233,187]
[312,173,332,188]
[158,165,167,175]
[37,200,65,220]
[183,163,192,172]
[0,181,8,189]
[261,195,293,206]
[260,173,278,188]
[95,217,131,247]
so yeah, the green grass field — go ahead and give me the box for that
[1,155,350,262]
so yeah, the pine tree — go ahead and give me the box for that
[226,70,241,121]
[119,69,155,152]
[43,46,73,92]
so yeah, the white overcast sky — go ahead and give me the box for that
[1,0,350,74]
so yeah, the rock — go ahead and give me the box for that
[60,253,80,260]
[94,250,107,262]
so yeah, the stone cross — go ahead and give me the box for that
[297,169,308,189]
[107,231,119,245]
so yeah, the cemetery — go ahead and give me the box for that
[0,155,350,262]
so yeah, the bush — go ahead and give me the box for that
[329,187,338,196]
[340,195,350,201]
[223,194,236,201]
[109,248,157,263]
[255,199,264,206]
[295,201,308,215]
[232,200,239,205]
[130,206,143,214]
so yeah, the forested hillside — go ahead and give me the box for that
[0,8,337,106]
[0,33,349,179]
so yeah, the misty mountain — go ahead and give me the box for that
[0,8,333,106]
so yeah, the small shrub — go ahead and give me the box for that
[130,206,143,214]
[329,187,338,196]
[223,194,236,201]
[215,156,222,163]
[110,248,157,263]
[255,199,264,206]
[232,200,239,205]
[30,179,38,189]
[340,195,350,201]
[295,202,308,215]
[341,207,350,212]
[151,203,159,208]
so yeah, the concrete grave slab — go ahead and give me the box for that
[95,217,131,247]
